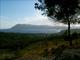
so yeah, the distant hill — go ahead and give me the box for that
[11,24,67,29]
[0,24,80,34]
[0,24,64,33]
[59,29,80,34]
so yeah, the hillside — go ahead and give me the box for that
[0,24,80,34]
[0,32,80,60]
[0,24,65,33]
[59,29,80,34]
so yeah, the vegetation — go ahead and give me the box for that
[35,0,80,46]
[0,32,80,60]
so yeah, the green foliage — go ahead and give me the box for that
[35,0,80,46]
[0,32,47,50]
[0,32,80,60]
[35,0,80,24]
[71,32,78,40]
[63,31,80,41]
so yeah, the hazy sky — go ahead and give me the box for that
[0,0,55,29]
[0,0,80,29]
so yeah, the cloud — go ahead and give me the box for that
[78,15,80,18]
[23,10,64,26]
[0,16,17,29]
[0,10,80,29]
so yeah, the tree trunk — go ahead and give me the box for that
[68,20,72,46]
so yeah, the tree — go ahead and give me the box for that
[71,32,78,45]
[35,0,80,46]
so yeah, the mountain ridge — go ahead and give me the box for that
[0,24,80,33]
[11,24,67,29]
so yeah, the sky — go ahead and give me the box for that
[0,0,80,29]
[0,0,54,29]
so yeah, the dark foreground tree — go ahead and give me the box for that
[35,0,80,46]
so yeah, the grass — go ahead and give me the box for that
[0,32,80,60]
